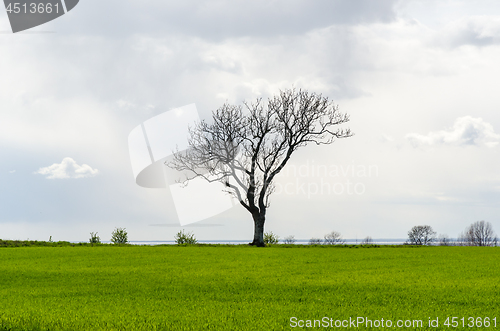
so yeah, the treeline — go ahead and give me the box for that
[0,240,92,247]
[0,227,129,247]
[264,221,498,246]
[1,221,498,247]
[406,221,498,246]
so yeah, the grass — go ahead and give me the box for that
[0,244,498,330]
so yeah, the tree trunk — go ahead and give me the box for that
[250,212,266,247]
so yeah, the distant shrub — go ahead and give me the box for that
[458,221,497,246]
[324,231,344,245]
[89,232,101,244]
[283,235,296,244]
[437,234,452,246]
[111,227,128,244]
[174,230,197,245]
[360,236,373,245]
[263,231,279,245]
[0,239,73,247]
[308,238,322,245]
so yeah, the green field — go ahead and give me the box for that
[0,245,498,330]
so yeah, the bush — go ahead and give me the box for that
[324,231,344,245]
[89,232,101,244]
[111,227,128,244]
[174,230,197,244]
[360,236,373,245]
[263,231,279,245]
[283,235,296,244]
[308,238,322,245]
[437,234,452,246]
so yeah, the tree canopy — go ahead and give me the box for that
[168,88,352,246]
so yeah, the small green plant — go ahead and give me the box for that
[283,235,296,244]
[263,231,279,245]
[111,227,128,244]
[174,230,197,244]
[89,232,101,244]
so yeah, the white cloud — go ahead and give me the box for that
[116,99,135,109]
[380,134,395,143]
[406,116,500,147]
[35,157,99,179]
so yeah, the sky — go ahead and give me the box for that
[1,0,500,242]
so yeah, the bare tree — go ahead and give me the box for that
[168,89,352,246]
[283,235,296,244]
[406,225,436,245]
[360,236,373,245]
[324,231,345,245]
[458,220,497,246]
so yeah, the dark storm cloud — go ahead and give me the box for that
[65,0,398,39]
